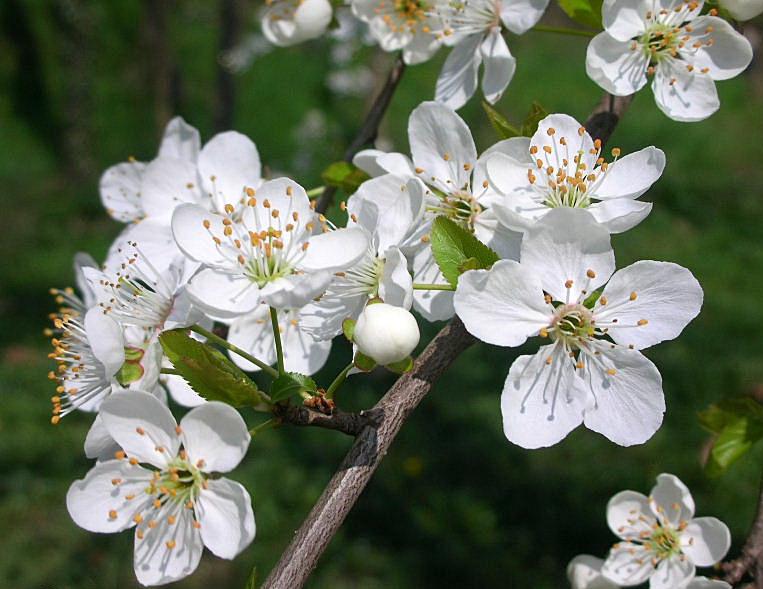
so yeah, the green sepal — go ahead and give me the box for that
[582,290,602,309]
[321,161,370,194]
[386,356,414,374]
[269,372,317,403]
[520,101,550,137]
[482,101,521,139]
[354,351,377,372]
[123,346,145,362]
[159,329,263,408]
[116,361,144,386]
[430,216,499,287]
[342,318,356,342]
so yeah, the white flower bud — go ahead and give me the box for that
[353,303,420,366]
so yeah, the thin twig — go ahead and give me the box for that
[274,403,382,437]
[316,54,406,214]
[723,470,763,587]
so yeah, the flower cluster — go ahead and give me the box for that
[258,0,753,121]
[568,474,731,589]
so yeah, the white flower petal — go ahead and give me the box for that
[227,306,277,371]
[682,16,752,81]
[293,0,333,42]
[250,177,313,222]
[601,0,649,41]
[379,247,413,308]
[106,219,180,277]
[99,391,180,468]
[601,541,655,585]
[411,248,454,321]
[722,0,763,19]
[67,460,153,533]
[134,505,203,587]
[586,33,649,96]
[409,101,477,189]
[597,261,703,350]
[180,402,250,473]
[499,0,549,34]
[196,479,256,559]
[588,198,653,234]
[606,490,656,540]
[454,259,551,347]
[567,555,621,589]
[158,116,201,162]
[99,161,146,223]
[533,113,597,177]
[521,208,615,303]
[435,36,481,111]
[260,271,332,309]
[299,227,370,272]
[650,556,695,589]
[163,374,206,407]
[473,138,531,206]
[682,517,731,566]
[594,147,666,200]
[649,473,696,526]
[582,346,665,446]
[281,310,332,374]
[401,28,441,65]
[473,209,522,260]
[652,59,719,123]
[187,269,261,320]
[84,308,125,376]
[352,149,414,177]
[141,157,201,221]
[198,131,262,210]
[84,414,121,461]
[480,29,516,104]
[687,577,732,588]
[501,345,588,449]
[486,152,538,201]
[171,204,232,268]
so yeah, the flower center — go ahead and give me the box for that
[639,22,682,63]
[329,245,385,300]
[645,524,682,561]
[426,190,483,231]
[548,303,595,348]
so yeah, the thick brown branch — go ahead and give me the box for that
[261,319,475,589]
[723,470,763,587]
[274,403,383,437]
[316,55,406,214]
[583,93,634,148]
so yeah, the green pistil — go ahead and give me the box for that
[646,526,682,560]
[426,191,482,231]
[640,24,681,63]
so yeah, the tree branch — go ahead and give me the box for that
[583,93,634,147]
[723,469,763,587]
[316,55,406,214]
[274,403,383,437]
[261,319,475,589]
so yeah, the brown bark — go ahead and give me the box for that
[724,470,763,587]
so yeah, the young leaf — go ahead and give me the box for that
[699,397,763,476]
[521,101,550,137]
[699,397,763,434]
[430,216,499,286]
[270,372,317,403]
[482,101,521,139]
[556,0,603,28]
[159,329,263,408]
[321,161,370,194]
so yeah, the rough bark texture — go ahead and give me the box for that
[316,55,406,214]
[261,319,475,589]
[724,470,763,587]
[274,403,383,437]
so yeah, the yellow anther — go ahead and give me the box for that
[606,368,617,376]
[166,540,176,549]
[134,514,144,524]
[543,146,552,154]
[115,451,126,460]
[167,515,176,525]
[129,457,139,465]
[586,269,596,279]
[443,153,450,161]
[599,296,608,305]
[565,279,574,289]
[136,427,145,435]
[638,319,649,326]
[539,328,548,338]
[611,148,621,157]
[630,291,638,301]
[109,510,118,520]
[224,203,235,214]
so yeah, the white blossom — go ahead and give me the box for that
[586,0,753,121]
[486,113,665,234]
[262,0,333,46]
[568,555,730,588]
[453,208,703,448]
[721,0,763,20]
[434,0,549,109]
[601,474,731,588]
[171,178,369,317]
[67,392,255,586]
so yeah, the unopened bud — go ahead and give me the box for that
[353,303,420,366]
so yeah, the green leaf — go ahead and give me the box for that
[159,329,262,408]
[269,372,317,403]
[430,216,499,286]
[354,351,377,372]
[699,397,763,434]
[342,318,356,342]
[386,356,414,374]
[520,101,550,137]
[699,397,763,476]
[321,161,370,194]
[482,101,521,139]
[557,0,603,29]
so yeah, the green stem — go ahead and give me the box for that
[306,186,325,198]
[412,283,455,291]
[189,324,279,378]
[249,418,279,437]
[161,367,182,376]
[531,25,597,38]
[325,362,354,400]
[270,307,286,375]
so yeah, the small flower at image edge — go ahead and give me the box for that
[66,391,255,586]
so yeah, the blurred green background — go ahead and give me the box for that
[2,2,763,588]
